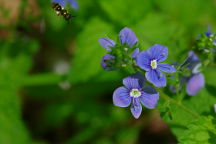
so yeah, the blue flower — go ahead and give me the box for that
[98,27,139,70]
[184,51,205,96]
[204,25,216,46]
[98,38,116,51]
[131,48,140,59]
[113,73,159,119]
[99,27,138,50]
[136,44,176,87]
[52,0,78,10]
[186,73,205,96]
[119,27,138,47]
[101,54,115,71]
[205,24,213,37]
[171,51,205,96]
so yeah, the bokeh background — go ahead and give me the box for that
[0,0,216,143]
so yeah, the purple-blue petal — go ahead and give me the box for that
[186,73,205,96]
[213,40,216,46]
[192,63,202,74]
[123,76,141,90]
[113,86,131,107]
[158,63,176,73]
[119,27,138,47]
[68,0,78,10]
[98,38,116,51]
[180,51,200,70]
[145,69,166,87]
[147,44,168,62]
[139,92,159,109]
[142,85,158,94]
[130,72,146,87]
[214,104,216,113]
[52,0,66,6]
[136,50,151,71]
[131,48,140,58]
[188,51,200,62]
[101,54,115,71]
[130,98,142,119]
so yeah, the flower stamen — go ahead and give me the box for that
[151,59,157,69]
[130,89,141,98]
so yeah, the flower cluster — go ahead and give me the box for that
[99,27,139,71]
[196,25,216,53]
[98,26,211,118]
[99,27,176,118]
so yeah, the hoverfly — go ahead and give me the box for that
[52,2,74,21]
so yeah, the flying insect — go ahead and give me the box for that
[52,2,73,21]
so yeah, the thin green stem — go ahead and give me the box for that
[157,89,200,118]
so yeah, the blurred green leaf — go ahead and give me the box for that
[0,56,31,144]
[69,17,115,83]
[99,0,152,25]
[179,116,216,144]
[0,39,39,143]
[155,0,214,24]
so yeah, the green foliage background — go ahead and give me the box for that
[0,0,216,143]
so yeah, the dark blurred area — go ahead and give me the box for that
[0,0,216,143]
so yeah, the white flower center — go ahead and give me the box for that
[151,59,157,69]
[130,89,141,98]
[124,47,129,51]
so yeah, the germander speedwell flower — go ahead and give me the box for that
[183,51,205,96]
[98,27,139,70]
[136,44,176,87]
[170,51,205,96]
[113,73,159,119]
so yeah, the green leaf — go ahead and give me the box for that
[179,116,216,144]
[155,0,214,24]
[0,55,31,144]
[99,0,152,25]
[133,12,183,47]
[0,40,39,143]
[68,17,115,83]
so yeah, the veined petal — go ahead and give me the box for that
[130,98,142,119]
[131,48,140,58]
[98,38,116,51]
[147,44,168,62]
[52,0,66,6]
[139,92,159,109]
[145,69,166,87]
[158,63,176,73]
[123,76,140,89]
[68,0,78,10]
[113,87,131,107]
[186,74,205,96]
[142,85,158,94]
[130,72,146,87]
[136,50,151,71]
[119,27,138,47]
